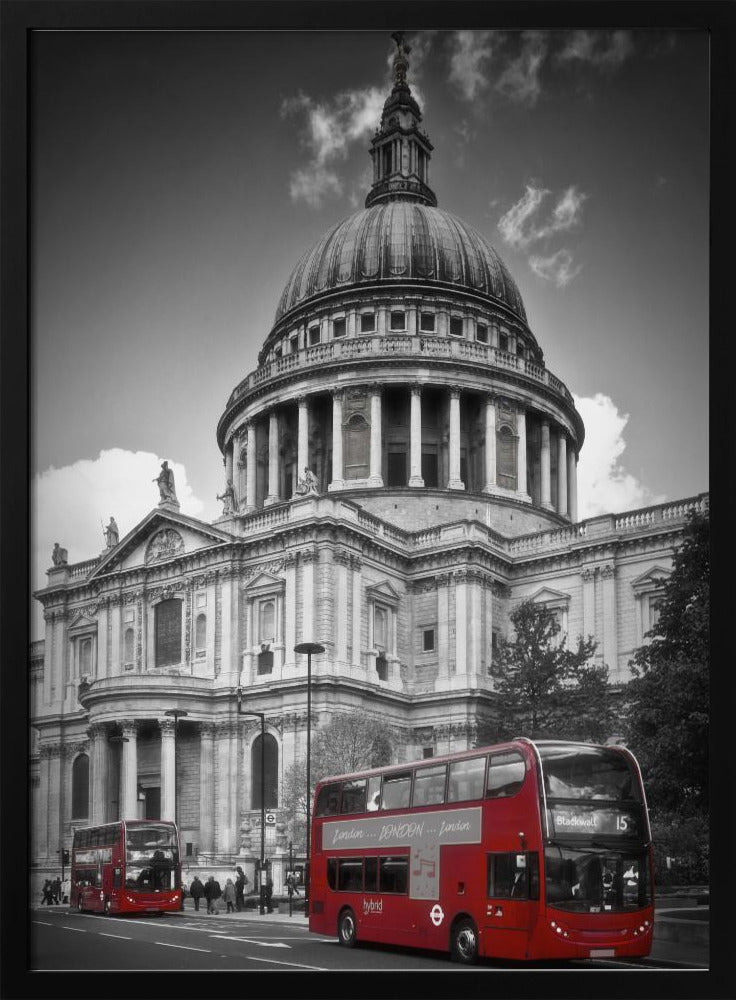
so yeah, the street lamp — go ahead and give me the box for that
[236,687,267,916]
[294,641,325,917]
[164,710,188,825]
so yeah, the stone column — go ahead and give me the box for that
[160,717,176,822]
[89,723,110,825]
[467,571,482,677]
[220,570,235,682]
[516,406,528,498]
[42,612,55,706]
[245,421,257,512]
[369,388,384,486]
[284,553,297,668]
[484,395,497,491]
[214,723,236,853]
[335,550,350,663]
[601,565,618,675]
[541,420,553,510]
[265,410,280,506]
[567,446,578,522]
[301,550,317,641]
[582,568,596,641]
[557,433,568,515]
[48,745,63,860]
[198,723,216,854]
[454,571,468,674]
[447,390,464,490]
[225,441,234,491]
[120,721,138,820]
[297,397,309,487]
[110,598,121,676]
[329,391,344,491]
[408,385,424,487]
[36,746,53,860]
[436,574,451,685]
[351,555,362,667]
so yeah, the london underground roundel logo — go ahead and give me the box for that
[430,904,444,926]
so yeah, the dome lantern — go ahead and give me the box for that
[365,32,437,209]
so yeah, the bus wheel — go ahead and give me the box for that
[450,918,478,965]
[338,908,357,948]
[104,898,111,916]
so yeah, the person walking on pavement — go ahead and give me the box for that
[51,877,62,904]
[224,878,236,914]
[189,874,204,912]
[41,880,54,905]
[234,866,248,911]
[287,873,301,897]
[264,873,274,913]
[204,875,222,914]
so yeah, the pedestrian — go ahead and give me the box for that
[189,874,204,912]
[287,873,301,897]
[41,880,54,905]
[264,873,273,913]
[234,866,248,911]
[203,875,222,914]
[51,877,61,904]
[224,878,236,914]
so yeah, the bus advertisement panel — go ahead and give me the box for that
[71,820,181,916]
[308,739,653,963]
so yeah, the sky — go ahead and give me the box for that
[30,29,709,639]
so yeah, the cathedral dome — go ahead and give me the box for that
[273,202,528,328]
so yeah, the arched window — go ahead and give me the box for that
[71,754,89,819]
[124,628,135,667]
[195,613,207,656]
[497,425,517,490]
[344,413,370,480]
[79,638,92,676]
[251,733,278,810]
[155,599,182,667]
[258,600,275,643]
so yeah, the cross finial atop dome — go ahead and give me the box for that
[364,32,437,209]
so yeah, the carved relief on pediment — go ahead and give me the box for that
[145,528,184,565]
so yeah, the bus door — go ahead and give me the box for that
[361,855,412,942]
[484,851,540,960]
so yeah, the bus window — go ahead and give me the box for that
[327,858,337,890]
[447,757,486,802]
[412,764,447,807]
[379,856,408,894]
[315,783,342,817]
[340,779,367,814]
[539,745,640,802]
[338,859,363,892]
[488,852,539,900]
[364,857,378,891]
[486,751,526,798]
[366,775,381,811]
[381,772,412,810]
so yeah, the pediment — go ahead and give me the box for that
[529,586,570,606]
[244,572,285,594]
[68,611,97,634]
[631,565,671,593]
[88,508,234,579]
[366,579,401,605]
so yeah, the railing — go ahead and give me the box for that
[68,557,101,579]
[227,335,574,408]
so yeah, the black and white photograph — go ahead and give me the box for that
[2,2,731,997]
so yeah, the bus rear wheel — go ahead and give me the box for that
[451,917,479,964]
[338,907,357,948]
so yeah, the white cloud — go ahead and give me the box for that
[575,394,666,518]
[528,248,582,287]
[448,30,495,101]
[557,30,634,70]
[31,449,205,638]
[495,31,548,106]
[498,184,586,249]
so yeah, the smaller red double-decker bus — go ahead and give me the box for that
[309,739,654,963]
[71,820,181,916]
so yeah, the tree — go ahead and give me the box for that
[487,599,611,742]
[281,711,394,851]
[624,509,709,817]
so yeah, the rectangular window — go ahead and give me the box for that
[412,764,447,807]
[374,606,388,649]
[486,751,526,799]
[422,628,435,652]
[422,747,434,759]
[308,326,321,346]
[360,312,375,333]
[155,599,182,667]
[364,857,378,892]
[338,859,364,892]
[420,312,435,332]
[327,858,337,890]
[333,317,346,338]
[390,310,406,331]
[387,450,407,487]
[381,771,412,811]
[290,335,299,354]
[421,450,438,488]
[476,323,488,343]
[315,783,342,817]
[380,856,409,894]
[340,778,367,815]
[449,316,464,337]
[499,332,509,353]
[366,775,381,811]
[186,842,193,857]
[488,852,539,900]
[447,756,486,803]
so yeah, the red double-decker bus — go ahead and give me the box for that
[308,739,653,963]
[71,819,182,916]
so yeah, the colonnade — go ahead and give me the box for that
[225,385,578,520]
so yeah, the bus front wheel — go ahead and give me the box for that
[450,917,479,964]
[338,907,357,948]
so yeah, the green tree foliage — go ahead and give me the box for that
[625,509,709,817]
[281,711,394,851]
[487,599,610,742]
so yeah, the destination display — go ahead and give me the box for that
[548,804,640,839]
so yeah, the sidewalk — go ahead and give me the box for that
[175,902,308,925]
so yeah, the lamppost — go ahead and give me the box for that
[163,709,188,824]
[294,641,325,917]
[236,687,267,915]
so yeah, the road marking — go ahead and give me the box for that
[210,935,289,948]
[61,926,87,932]
[32,921,54,926]
[243,955,328,971]
[99,933,132,940]
[154,941,212,953]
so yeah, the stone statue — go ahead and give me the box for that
[296,466,319,496]
[217,479,236,515]
[51,542,68,566]
[391,31,411,86]
[104,516,119,549]
[154,461,177,504]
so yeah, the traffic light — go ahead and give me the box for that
[62,849,70,866]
